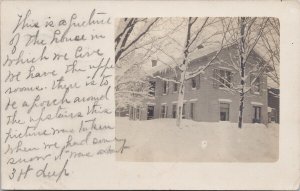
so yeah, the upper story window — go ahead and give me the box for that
[190,75,200,90]
[173,81,178,92]
[163,81,168,94]
[250,75,261,94]
[191,77,197,89]
[213,69,232,88]
[149,81,156,96]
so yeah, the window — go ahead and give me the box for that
[172,104,177,118]
[220,103,230,121]
[250,75,261,94]
[253,106,261,123]
[214,69,232,88]
[191,75,200,89]
[136,107,140,120]
[129,106,140,120]
[182,103,186,119]
[160,105,168,118]
[191,77,197,89]
[190,102,195,120]
[163,81,168,94]
[149,81,156,96]
[173,82,178,92]
[129,106,134,120]
[269,108,278,123]
[147,105,155,120]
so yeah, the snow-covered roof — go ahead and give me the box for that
[144,43,268,78]
[145,44,227,75]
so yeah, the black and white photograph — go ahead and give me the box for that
[115,17,280,162]
[2,1,300,190]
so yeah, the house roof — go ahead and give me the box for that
[146,43,269,76]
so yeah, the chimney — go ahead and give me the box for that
[151,59,157,67]
[197,44,204,49]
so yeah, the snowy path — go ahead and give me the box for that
[116,117,279,162]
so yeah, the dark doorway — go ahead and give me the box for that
[147,105,155,120]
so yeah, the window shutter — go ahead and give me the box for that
[250,75,254,94]
[258,76,262,94]
[229,72,233,88]
[196,75,201,89]
[166,106,168,118]
[166,81,169,94]
[213,69,218,88]
[161,80,164,96]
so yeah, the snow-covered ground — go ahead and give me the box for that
[116,117,279,162]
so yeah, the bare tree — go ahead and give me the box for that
[115,18,159,65]
[213,17,270,128]
[149,17,230,127]
[260,18,280,87]
[115,18,183,116]
[115,58,153,117]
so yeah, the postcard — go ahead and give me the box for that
[1,0,299,190]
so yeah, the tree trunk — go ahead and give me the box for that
[238,17,246,128]
[238,91,244,128]
[176,71,186,127]
[175,17,193,127]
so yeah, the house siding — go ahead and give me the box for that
[129,46,269,125]
[151,72,268,124]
